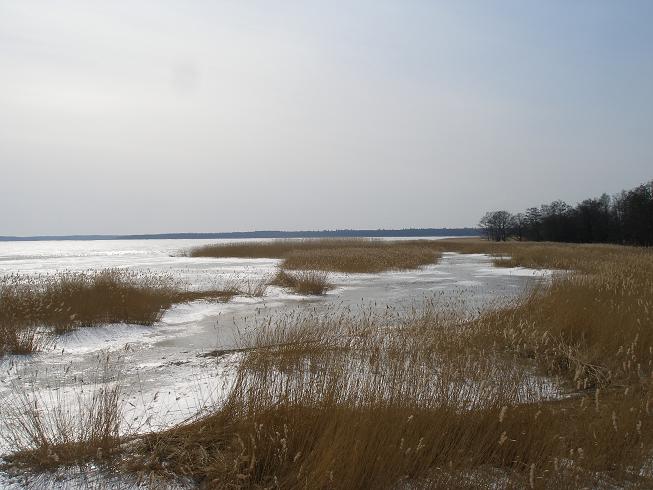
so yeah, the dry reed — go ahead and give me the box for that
[269,269,333,295]
[120,293,653,488]
[189,239,442,273]
[7,241,653,488]
[124,242,653,488]
[1,354,124,471]
[0,269,235,356]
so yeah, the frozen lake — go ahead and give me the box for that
[0,238,550,488]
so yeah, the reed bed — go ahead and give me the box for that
[2,354,123,471]
[122,286,653,488]
[269,269,333,295]
[6,242,653,488]
[464,243,653,389]
[188,239,370,259]
[0,269,235,356]
[125,242,653,488]
[189,239,441,273]
[435,238,640,272]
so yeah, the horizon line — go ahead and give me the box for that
[0,227,479,242]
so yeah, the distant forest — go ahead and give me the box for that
[480,179,653,246]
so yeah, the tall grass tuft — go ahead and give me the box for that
[269,269,333,295]
[1,354,124,471]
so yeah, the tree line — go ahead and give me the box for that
[479,179,653,246]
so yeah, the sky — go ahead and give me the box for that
[1,1,652,235]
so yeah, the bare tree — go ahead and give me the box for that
[511,213,526,241]
[479,211,513,241]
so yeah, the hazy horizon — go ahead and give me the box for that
[0,227,479,240]
[2,1,652,235]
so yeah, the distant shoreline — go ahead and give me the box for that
[0,228,478,242]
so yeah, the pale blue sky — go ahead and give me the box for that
[1,1,651,235]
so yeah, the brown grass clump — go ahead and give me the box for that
[189,239,441,273]
[0,269,235,356]
[240,276,269,298]
[269,269,333,295]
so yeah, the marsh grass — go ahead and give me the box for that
[121,298,653,488]
[189,239,442,273]
[436,238,640,272]
[7,241,653,488]
[222,274,270,298]
[122,242,653,488]
[269,269,332,295]
[0,269,235,356]
[1,354,124,471]
[241,277,269,298]
[435,239,653,386]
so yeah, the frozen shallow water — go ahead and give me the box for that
[0,238,551,488]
